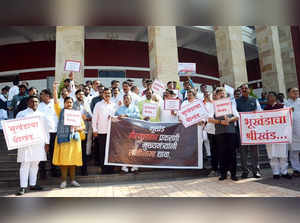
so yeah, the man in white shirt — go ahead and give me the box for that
[160,90,179,123]
[90,80,100,98]
[140,78,147,94]
[111,87,121,104]
[59,87,71,108]
[83,85,93,105]
[92,88,116,174]
[16,96,50,195]
[0,108,8,130]
[111,80,120,89]
[131,86,143,103]
[0,108,8,152]
[196,84,207,100]
[180,89,207,168]
[37,89,60,178]
[203,91,217,176]
[8,80,19,101]
[140,79,163,104]
[285,87,300,177]
[0,86,9,112]
[63,78,76,100]
[116,81,139,107]
[83,85,93,157]
[0,86,10,102]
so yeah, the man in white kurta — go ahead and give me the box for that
[180,89,206,168]
[265,92,291,179]
[285,87,300,177]
[16,96,49,195]
[160,90,179,123]
[203,92,215,174]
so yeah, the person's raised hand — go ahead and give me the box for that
[69,71,74,80]
[53,82,59,90]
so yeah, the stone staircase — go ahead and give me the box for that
[0,145,270,189]
[0,150,210,188]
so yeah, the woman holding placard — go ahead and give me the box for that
[207,87,239,181]
[52,82,85,189]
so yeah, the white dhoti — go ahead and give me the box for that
[266,144,288,175]
[290,112,300,171]
[202,130,211,156]
[287,99,300,171]
[290,151,300,172]
[86,121,93,155]
[197,125,204,168]
[18,145,47,188]
[20,161,40,188]
[16,109,49,188]
[291,117,300,151]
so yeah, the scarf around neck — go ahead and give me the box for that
[56,108,71,144]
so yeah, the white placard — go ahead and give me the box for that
[1,116,46,150]
[253,88,263,98]
[224,84,234,99]
[179,99,209,128]
[142,103,158,118]
[152,80,165,96]
[164,99,181,111]
[178,63,196,76]
[64,60,81,72]
[173,89,179,98]
[213,97,233,117]
[239,108,292,145]
[64,109,82,126]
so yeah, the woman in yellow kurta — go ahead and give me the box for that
[52,82,85,189]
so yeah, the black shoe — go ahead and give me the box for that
[292,171,300,177]
[81,171,88,176]
[51,171,60,178]
[219,175,227,181]
[39,171,47,180]
[241,172,248,179]
[281,174,292,180]
[231,176,239,181]
[273,175,280,180]
[253,172,262,178]
[16,188,26,196]
[29,185,43,191]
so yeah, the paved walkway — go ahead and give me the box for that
[2,169,300,197]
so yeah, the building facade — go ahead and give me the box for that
[0,26,299,95]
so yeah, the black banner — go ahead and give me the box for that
[105,118,202,169]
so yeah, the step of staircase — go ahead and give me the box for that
[0,146,271,188]
[1,169,211,188]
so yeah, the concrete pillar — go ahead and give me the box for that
[55,26,85,84]
[46,76,55,91]
[255,26,286,93]
[214,26,248,89]
[148,26,179,84]
[278,26,299,89]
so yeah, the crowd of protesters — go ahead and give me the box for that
[0,73,299,196]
